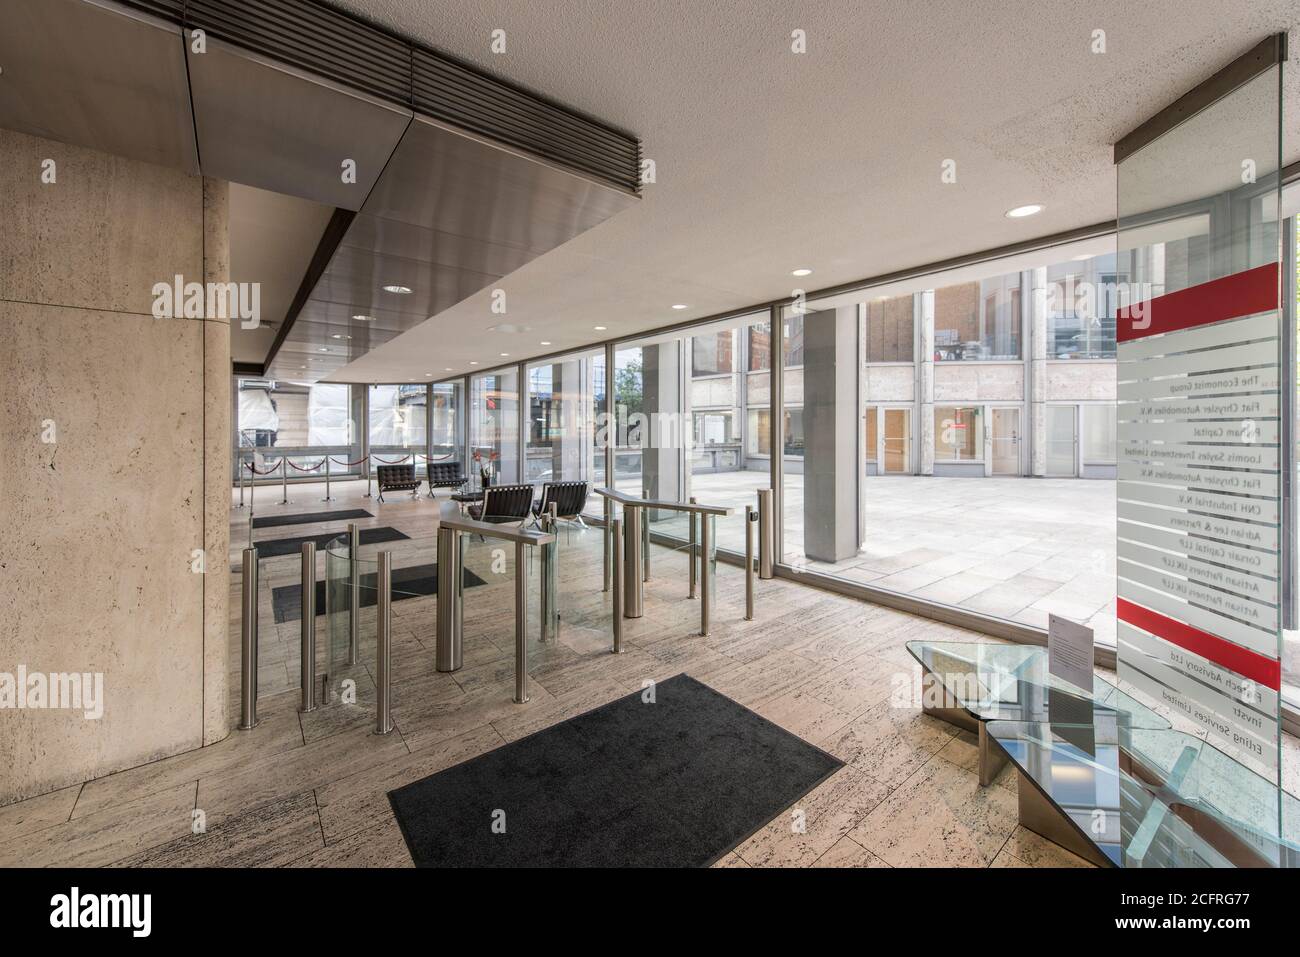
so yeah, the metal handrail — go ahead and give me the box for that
[593,486,734,516]
[436,502,556,546]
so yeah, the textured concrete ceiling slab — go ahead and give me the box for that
[326,0,1300,383]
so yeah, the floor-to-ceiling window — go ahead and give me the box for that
[430,381,462,466]
[469,369,520,484]
[234,378,358,480]
[524,348,605,516]
[369,383,427,473]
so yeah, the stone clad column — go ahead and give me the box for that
[1029,266,1048,477]
[203,177,231,745]
[802,307,859,562]
[916,291,935,476]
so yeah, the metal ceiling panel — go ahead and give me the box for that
[0,0,197,172]
[266,115,638,381]
[186,38,411,209]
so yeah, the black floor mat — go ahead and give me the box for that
[254,526,408,559]
[251,509,372,529]
[271,563,487,623]
[388,674,843,867]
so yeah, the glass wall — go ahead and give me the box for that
[234,378,359,479]
[469,369,520,485]
[525,348,606,514]
[369,384,427,472]
[933,271,1021,360]
[611,333,686,502]
[430,381,462,466]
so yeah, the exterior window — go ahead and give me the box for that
[865,294,913,362]
[783,315,804,367]
[934,273,1021,360]
[1081,405,1116,465]
[784,407,805,456]
[934,406,983,461]
[1045,252,1121,358]
[692,331,734,376]
[747,323,771,371]
[747,409,771,456]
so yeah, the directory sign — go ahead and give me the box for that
[1116,262,1281,774]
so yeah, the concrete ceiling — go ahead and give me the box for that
[322,0,1300,383]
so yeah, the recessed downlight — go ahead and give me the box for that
[1005,204,1044,218]
[594,325,607,331]
[317,348,329,353]
[352,314,377,321]
[382,284,412,294]
[671,304,687,310]
[331,334,351,340]
[469,361,478,366]
[500,352,510,357]
[540,340,552,346]
[791,268,813,277]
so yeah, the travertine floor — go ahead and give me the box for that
[0,478,1290,868]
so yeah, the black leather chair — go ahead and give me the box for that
[468,483,534,529]
[426,460,468,496]
[375,464,422,502]
[533,481,590,527]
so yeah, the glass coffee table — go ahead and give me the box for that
[905,640,1169,786]
[986,721,1300,868]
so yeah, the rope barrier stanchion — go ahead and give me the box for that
[280,457,290,505]
[248,461,255,512]
[236,452,246,509]
[322,454,334,503]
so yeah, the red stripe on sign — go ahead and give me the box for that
[1117,597,1280,690]
[1116,262,1278,342]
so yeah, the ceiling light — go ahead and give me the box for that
[791,268,812,277]
[382,284,412,294]
[331,334,351,340]
[1005,204,1044,218]
[469,361,478,366]
[671,304,687,310]
[594,325,607,331]
[317,348,329,353]
[444,367,453,372]
[352,314,377,322]
[500,352,510,357]
[540,341,552,346]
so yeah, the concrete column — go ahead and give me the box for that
[802,307,859,562]
[1029,267,1048,476]
[642,342,682,513]
[915,291,935,476]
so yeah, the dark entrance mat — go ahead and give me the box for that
[251,509,372,529]
[270,563,487,623]
[254,526,409,559]
[387,674,843,867]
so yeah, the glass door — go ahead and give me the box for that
[990,407,1020,475]
[882,408,910,474]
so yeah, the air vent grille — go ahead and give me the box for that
[115,0,640,193]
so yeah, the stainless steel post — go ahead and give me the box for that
[700,514,712,636]
[436,526,463,671]
[688,496,698,599]
[641,489,650,581]
[602,498,611,592]
[280,457,289,504]
[299,541,317,713]
[623,505,644,618]
[347,522,359,666]
[541,504,559,640]
[249,460,255,510]
[237,453,245,508]
[514,541,529,704]
[322,455,334,502]
[239,547,259,730]
[757,488,774,579]
[745,507,755,621]
[375,551,393,734]
[611,518,624,653]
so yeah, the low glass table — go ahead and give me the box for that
[986,721,1300,868]
[905,640,1169,785]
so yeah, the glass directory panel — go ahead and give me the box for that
[1115,59,1283,782]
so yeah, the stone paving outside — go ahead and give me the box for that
[678,470,1117,642]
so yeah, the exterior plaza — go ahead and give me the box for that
[3,0,1300,914]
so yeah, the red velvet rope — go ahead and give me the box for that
[285,458,326,472]
[329,455,368,467]
[244,460,283,476]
